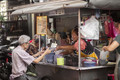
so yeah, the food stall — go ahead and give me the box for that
[11,0,117,80]
[34,7,114,80]
[34,9,115,80]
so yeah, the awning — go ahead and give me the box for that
[11,0,87,15]
[89,0,120,10]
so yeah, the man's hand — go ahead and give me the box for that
[33,48,52,63]
[38,51,44,55]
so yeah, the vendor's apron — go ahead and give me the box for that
[114,52,120,80]
[80,52,98,60]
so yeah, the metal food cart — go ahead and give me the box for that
[11,0,118,80]
[33,1,114,80]
[35,62,114,80]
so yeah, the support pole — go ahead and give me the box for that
[78,8,81,68]
[31,14,35,39]
[39,35,41,51]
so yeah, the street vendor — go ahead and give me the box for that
[56,27,98,59]
[27,38,45,55]
[27,38,40,55]
[10,35,52,80]
[102,22,120,80]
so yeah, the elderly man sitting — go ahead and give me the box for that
[10,35,52,80]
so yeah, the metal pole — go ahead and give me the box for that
[46,34,47,48]
[31,14,35,39]
[39,35,41,51]
[78,8,81,68]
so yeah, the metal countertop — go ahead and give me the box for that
[37,62,115,71]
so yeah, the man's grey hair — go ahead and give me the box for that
[18,35,30,45]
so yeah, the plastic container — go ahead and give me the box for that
[54,53,65,65]
[57,57,64,65]
[82,57,97,67]
[54,54,63,64]
[83,61,96,67]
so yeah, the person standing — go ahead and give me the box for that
[10,35,52,80]
[102,22,120,80]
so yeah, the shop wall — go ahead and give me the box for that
[55,8,94,32]
[55,16,78,32]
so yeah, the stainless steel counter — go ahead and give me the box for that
[35,62,115,80]
[37,62,114,70]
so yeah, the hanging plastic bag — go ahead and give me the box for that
[107,19,115,38]
[104,20,109,36]
[80,16,99,40]
[113,25,120,38]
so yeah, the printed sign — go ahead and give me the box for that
[36,16,47,34]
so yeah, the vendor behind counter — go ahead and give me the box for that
[56,27,99,59]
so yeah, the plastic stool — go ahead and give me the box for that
[108,74,114,80]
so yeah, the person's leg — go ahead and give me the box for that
[114,64,118,80]
[26,64,37,77]
[14,75,28,80]
[27,64,36,73]
[118,61,120,80]
[114,53,120,80]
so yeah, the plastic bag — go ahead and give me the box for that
[113,25,120,38]
[99,50,109,65]
[100,50,109,60]
[80,16,99,40]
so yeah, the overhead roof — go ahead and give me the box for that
[11,0,87,15]
[89,0,120,10]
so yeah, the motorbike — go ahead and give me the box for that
[0,40,18,80]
